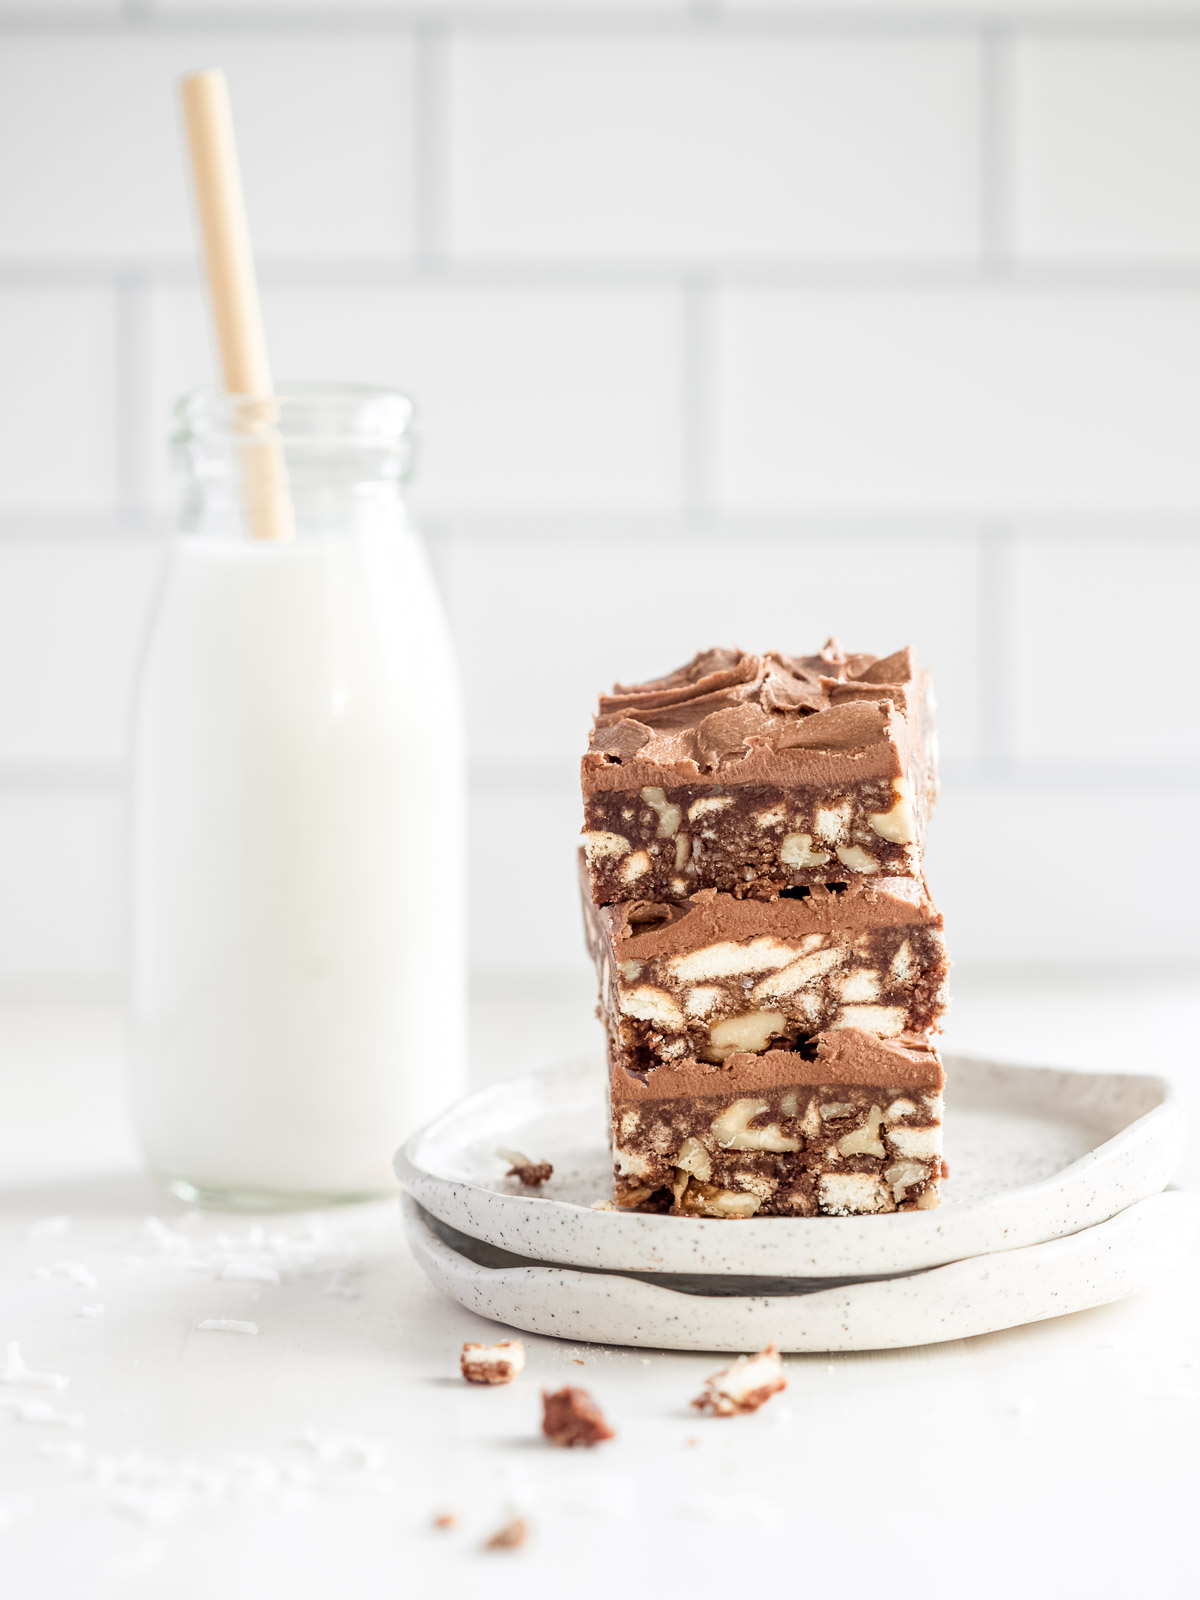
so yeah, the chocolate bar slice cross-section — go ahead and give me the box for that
[581,641,937,905]
[584,875,949,1071]
[610,1030,945,1218]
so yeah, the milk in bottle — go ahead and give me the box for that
[131,386,465,1205]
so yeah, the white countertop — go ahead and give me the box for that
[2,970,1198,1600]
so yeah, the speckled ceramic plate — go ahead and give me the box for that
[402,1188,1200,1353]
[395,1056,1185,1279]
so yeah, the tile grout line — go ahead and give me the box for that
[977,522,1015,779]
[417,514,459,629]
[114,268,153,521]
[979,21,1015,277]
[681,274,717,520]
[4,511,1200,542]
[414,18,450,272]
[15,261,1200,293]
[17,256,1200,294]
[0,764,127,794]
[0,10,1198,42]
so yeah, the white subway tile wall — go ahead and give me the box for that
[0,36,416,260]
[0,540,164,767]
[1009,529,1200,772]
[448,35,983,260]
[0,291,118,510]
[0,789,125,981]
[716,288,1200,511]
[146,284,686,511]
[1014,39,1200,260]
[0,4,1196,987]
[448,524,986,771]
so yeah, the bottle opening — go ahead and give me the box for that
[171,383,419,539]
[173,383,417,451]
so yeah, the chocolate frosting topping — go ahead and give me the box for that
[600,879,941,958]
[589,641,919,775]
[609,1029,944,1099]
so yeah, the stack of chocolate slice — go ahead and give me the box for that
[578,642,950,1218]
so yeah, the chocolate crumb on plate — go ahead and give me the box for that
[484,1516,529,1551]
[542,1386,615,1447]
[497,1146,554,1187]
[461,1340,525,1385]
[692,1344,787,1417]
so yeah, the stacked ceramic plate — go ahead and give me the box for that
[395,1055,1196,1352]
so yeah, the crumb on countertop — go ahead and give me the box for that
[542,1386,615,1448]
[484,1515,529,1551]
[692,1344,787,1417]
[461,1340,525,1386]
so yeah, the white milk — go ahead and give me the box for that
[130,515,465,1203]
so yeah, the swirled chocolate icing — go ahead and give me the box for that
[607,1029,944,1099]
[585,640,927,786]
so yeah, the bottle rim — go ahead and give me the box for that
[172,383,417,447]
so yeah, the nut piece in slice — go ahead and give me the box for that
[541,1385,615,1447]
[497,1146,554,1187]
[461,1340,526,1385]
[483,1515,529,1551]
[692,1343,787,1417]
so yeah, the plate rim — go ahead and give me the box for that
[394,1053,1185,1278]
[400,1188,1200,1353]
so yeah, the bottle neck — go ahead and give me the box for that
[172,385,417,542]
[178,439,411,541]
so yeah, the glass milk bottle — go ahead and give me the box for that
[131,385,465,1207]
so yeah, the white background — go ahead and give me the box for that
[0,1,1199,990]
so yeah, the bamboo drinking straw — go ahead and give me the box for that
[179,69,293,543]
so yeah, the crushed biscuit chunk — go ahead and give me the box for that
[692,1344,787,1417]
[542,1386,615,1447]
[461,1340,526,1386]
[432,1512,456,1530]
[484,1515,529,1551]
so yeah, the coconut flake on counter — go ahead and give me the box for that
[136,1213,387,1289]
[76,1304,105,1318]
[294,1426,388,1474]
[219,1260,282,1285]
[1,1341,69,1390]
[39,1439,89,1469]
[34,1439,397,1527]
[0,1492,34,1531]
[1,1395,84,1428]
[25,1216,71,1241]
[196,1320,258,1336]
[35,1261,98,1290]
[323,1270,361,1300]
[31,1427,403,1531]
